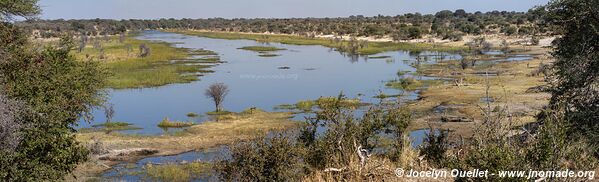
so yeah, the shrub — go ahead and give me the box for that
[158,118,194,128]
[186,112,199,117]
[217,94,412,181]
[419,128,449,167]
[544,0,599,154]
[214,133,305,181]
[0,22,106,180]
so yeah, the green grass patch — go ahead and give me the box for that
[386,78,444,91]
[81,122,142,132]
[294,97,363,111]
[186,112,199,117]
[238,46,286,52]
[145,162,211,182]
[158,117,194,128]
[368,55,392,59]
[206,110,233,115]
[295,100,316,111]
[92,122,131,128]
[197,57,221,63]
[73,36,218,89]
[171,30,467,55]
[258,53,280,57]
[189,49,217,56]
[386,77,423,91]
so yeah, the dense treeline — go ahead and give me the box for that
[17,9,553,40]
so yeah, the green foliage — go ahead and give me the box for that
[294,97,362,111]
[383,107,412,162]
[75,36,214,89]
[81,121,141,132]
[18,9,547,39]
[186,112,199,117]
[407,26,424,39]
[93,121,131,128]
[502,26,518,35]
[543,0,599,153]
[158,117,194,128]
[215,133,305,181]
[299,94,411,173]
[205,110,233,115]
[385,77,424,91]
[0,0,40,20]
[0,94,28,152]
[419,129,449,167]
[216,94,412,180]
[0,15,106,180]
[180,30,465,55]
[258,53,280,57]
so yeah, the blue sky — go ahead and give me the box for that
[39,0,550,20]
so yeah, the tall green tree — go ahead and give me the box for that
[543,0,599,153]
[0,0,107,180]
[0,0,39,20]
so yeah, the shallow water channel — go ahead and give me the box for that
[81,30,463,134]
[91,31,531,179]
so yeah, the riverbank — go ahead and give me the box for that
[73,35,221,89]
[406,46,552,138]
[167,29,467,55]
[69,110,301,181]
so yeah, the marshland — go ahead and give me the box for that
[1,0,598,181]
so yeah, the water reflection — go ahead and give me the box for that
[81,30,462,135]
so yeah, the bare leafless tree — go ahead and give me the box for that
[125,44,133,57]
[118,33,125,43]
[205,83,229,112]
[103,103,115,123]
[93,40,101,50]
[0,94,26,152]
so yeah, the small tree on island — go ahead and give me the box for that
[205,83,229,112]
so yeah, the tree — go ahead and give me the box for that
[435,10,454,19]
[0,0,40,20]
[215,133,304,181]
[407,26,423,39]
[104,103,115,123]
[0,94,27,153]
[205,83,229,112]
[543,0,599,153]
[454,9,467,18]
[0,1,107,179]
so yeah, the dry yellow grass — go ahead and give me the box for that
[408,47,552,137]
[72,110,301,180]
[77,110,299,152]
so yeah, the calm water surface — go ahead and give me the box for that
[81,30,461,134]
[94,31,532,179]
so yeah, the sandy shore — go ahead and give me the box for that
[68,110,301,181]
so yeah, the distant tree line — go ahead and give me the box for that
[16,9,554,40]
